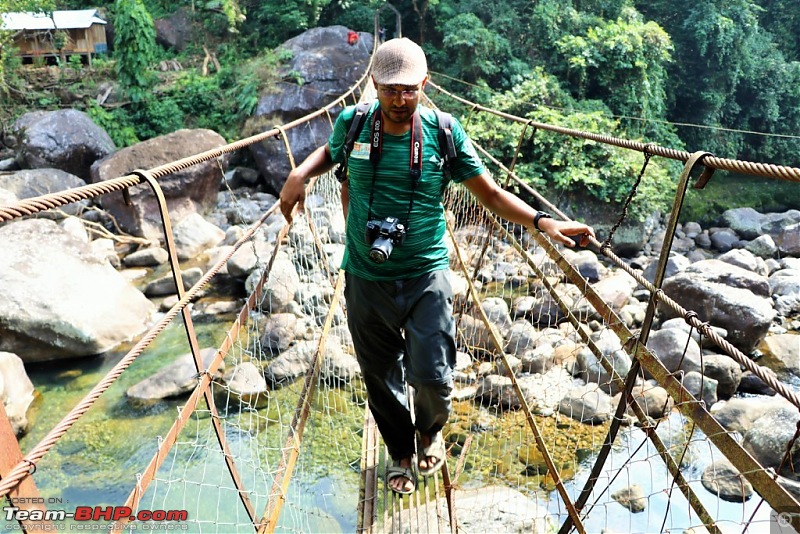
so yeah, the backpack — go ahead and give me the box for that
[334,101,458,184]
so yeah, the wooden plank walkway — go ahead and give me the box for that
[358,410,454,534]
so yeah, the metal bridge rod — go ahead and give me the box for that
[428,80,800,183]
[446,218,588,534]
[562,151,717,530]
[491,216,721,534]
[119,170,259,528]
[0,401,52,531]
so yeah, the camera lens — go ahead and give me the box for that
[369,248,389,264]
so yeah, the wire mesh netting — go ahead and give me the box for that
[1,88,799,534]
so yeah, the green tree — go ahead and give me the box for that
[554,7,673,139]
[755,0,800,60]
[237,0,333,52]
[633,0,800,162]
[437,13,518,86]
[0,0,56,94]
[113,0,157,102]
[463,68,676,221]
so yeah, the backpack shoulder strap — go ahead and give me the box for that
[334,101,372,183]
[434,109,457,179]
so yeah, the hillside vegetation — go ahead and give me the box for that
[1,0,799,223]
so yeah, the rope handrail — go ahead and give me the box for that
[428,80,800,183]
[0,46,378,500]
[473,138,800,412]
[0,52,376,223]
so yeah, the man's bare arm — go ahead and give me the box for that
[279,145,337,222]
[463,172,595,247]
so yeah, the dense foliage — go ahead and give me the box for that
[2,0,799,221]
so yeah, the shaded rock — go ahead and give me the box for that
[758,333,800,378]
[701,459,753,502]
[123,247,169,267]
[557,383,613,424]
[172,212,225,260]
[700,354,742,400]
[742,403,800,478]
[645,328,703,379]
[10,109,115,181]
[737,369,777,396]
[154,7,195,51]
[143,267,203,296]
[457,314,494,354]
[681,371,718,407]
[709,228,739,253]
[225,361,268,408]
[320,338,361,385]
[611,484,647,513]
[0,168,90,216]
[721,207,764,240]
[126,348,223,403]
[250,26,374,192]
[744,234,778,259]
[776,222,800,256]
[627,381,673,419]
[261,251,302,313]
[661,260,775,354]
[264,340,316,386]
[260,313,303,354]
[643,253,690,283]
[711,397,793,434]
[90,129,228,240]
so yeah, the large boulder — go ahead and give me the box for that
[660,259,775,354]
[742,403,800,478]
[126,348,223,403]
[154,7,195,51]
[250,26,374,193]
[90,129,228,241]
[0,168,90,216]
[0,351,35,436]
[0,219,154,361]
[9,109,115,181]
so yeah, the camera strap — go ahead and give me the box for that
[366,108,423,228]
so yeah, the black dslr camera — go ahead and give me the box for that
[365,216,406,264]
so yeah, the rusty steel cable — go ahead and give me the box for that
[471,139,800,412]
[429,80,800,184]
[0,199,283,499]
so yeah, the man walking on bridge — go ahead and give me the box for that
[280,37,594,495]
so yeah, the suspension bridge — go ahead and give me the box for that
[1,35,800,534]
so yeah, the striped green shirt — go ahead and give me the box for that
[329,102,485,281]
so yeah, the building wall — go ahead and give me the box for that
[13,24,107,57]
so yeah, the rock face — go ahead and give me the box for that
[0,351,35,436]
[249,26,374,193]
[9,109,115,181]
[154,7,195,51]
[0,168,90,216]
[661,259,775,354]
[90,129,228,241]
[126,348,223,403]
[0,219,154,361]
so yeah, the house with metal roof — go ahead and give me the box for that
[1,9,108,65]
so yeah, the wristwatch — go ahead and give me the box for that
[533,211,552,231]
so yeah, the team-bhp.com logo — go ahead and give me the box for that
[4,503,189,530]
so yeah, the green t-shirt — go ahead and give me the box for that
[329,102,485,281]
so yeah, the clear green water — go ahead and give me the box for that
[3,319,364,533]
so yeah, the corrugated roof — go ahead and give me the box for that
[1,9,107,31]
